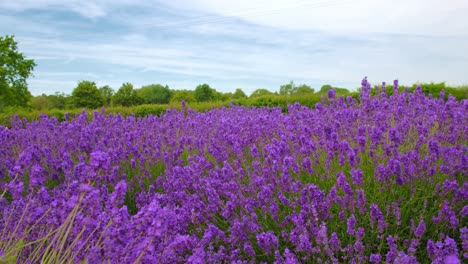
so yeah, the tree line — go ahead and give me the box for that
[30,80,344,111]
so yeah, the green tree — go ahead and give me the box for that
[295,84,314,94]
[211,88,228,101]
[112,82,141,107]
[136,84,172,104]
[319,84,333,93]
[99,85,114,107]
[320,84,349,94]
[232,88,247,99]
[280,81,296,95]
[171,90,195,103]
[194,83,214,102]
[71,81,104,109]
[218,92,233,101]
[48,92,68,110]
[0,35,36,111]
[31,94,49,111]
[250,88,273,98]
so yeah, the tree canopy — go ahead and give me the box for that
[71,81,104,109]
[99,85,114,107]
[113,83,141,107]
[250,89,273,98]
[171,90,195,103]
[320,84,349,94]
[232,88,247,99]
[295,84,315,94]
[194,84,214,102]
[0,35,36,110]
[136,84,172,104]
[280,81,314,95]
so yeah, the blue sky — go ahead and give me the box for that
[1,0,467,96]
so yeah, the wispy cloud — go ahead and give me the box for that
[165,0,468,36]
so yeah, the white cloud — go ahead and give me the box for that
[0,0,145,18]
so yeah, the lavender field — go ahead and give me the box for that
[1,79,467,263]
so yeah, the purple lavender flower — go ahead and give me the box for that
[327,89,336,100]
[444,254,461,264]
[347,214,356,235]
[415,219,426,238]
[369,253,381,263]
[329,232,341,252]
[350,168,363,186]
[89,150,110,170]
[1,78,467,262]
[461,227,468,259]
[386,235,398,263]
[256,231,279,255]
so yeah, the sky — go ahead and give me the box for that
[1,0,468,96]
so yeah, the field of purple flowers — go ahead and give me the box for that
[1,79,467,263]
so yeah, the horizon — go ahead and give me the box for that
[1,0,468,96]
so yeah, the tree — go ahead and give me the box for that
[48,92,68,110]
[31,94,49,111]
[232,88,247,99]
[99,85,114,107]
[194,84,214,102]
[136,84,172,104]
[250,88,273,98]
[320,84,333,93]
[211,88,226,101]
[280,81,296,95]
[0,35,36,110]
[71,81,104,109]
[112,82,141,107]
[218,92,233,101]
[295,84,314,94]
[171,90,195,103]
[320,84,349,94]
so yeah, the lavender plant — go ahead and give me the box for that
[0,78,466,263]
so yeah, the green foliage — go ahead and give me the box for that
[295,84,315,94]
[250,88,273,98]
[99,85,114,107]
[412,82,468,101]
[30,94,49,111]
[0,35,36,111]
[220,92,233,101]
[281,81,315,95]
[194,83,214,102]
[49,92,69,110]
[71,81,104,109]
[112,83,141,107]
[212,88,231,101]
[136,84,172,104]
[31,92,71,111]
[320,84,350,94]
[132,104,167,117]
[279,81,295,95]
[171,89,196,103]
[245,93,323,111]
[232,88,247,99]
[371,82,468,101]
[320,84,333,93]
